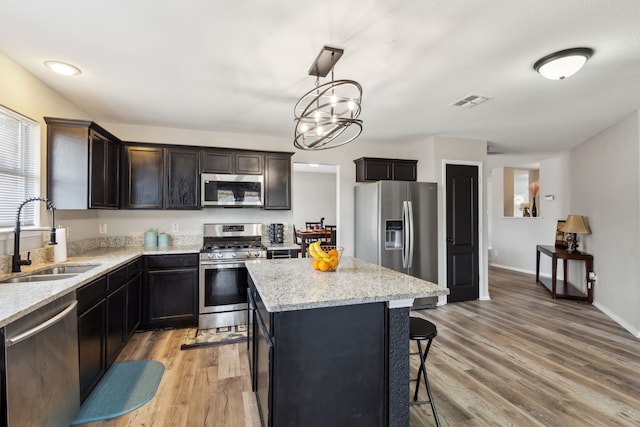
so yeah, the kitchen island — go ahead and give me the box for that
[245,256,449,427]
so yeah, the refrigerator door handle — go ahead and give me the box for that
[407,200,414,269]
[402,201,409,268]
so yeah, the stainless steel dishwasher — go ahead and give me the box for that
[3,293,80,427]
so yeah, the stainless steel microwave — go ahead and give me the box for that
[201,173,264,207]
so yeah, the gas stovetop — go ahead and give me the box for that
[200,223,266,261]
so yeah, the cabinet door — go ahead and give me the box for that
[78,300,106,402]
[104,139,121,207]
[264,154,292,210]
[124,146,164,209]
[89,133,108,208]
[126,273,142,337]
[166,148,200,209]
[235,152,263,174]
[362,159,392,181]
[106,285,127,367]
[202,150,233,173]
[146,268,198,328]
[392,161,417,181]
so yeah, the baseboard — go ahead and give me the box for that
[593,302,640,338]
[489,263,551,278]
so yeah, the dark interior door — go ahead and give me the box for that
[446,164,479,302]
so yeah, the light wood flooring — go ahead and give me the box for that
[81,267,640,426]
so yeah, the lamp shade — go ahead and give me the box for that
[562,215,591,234]
[533,47,594,80]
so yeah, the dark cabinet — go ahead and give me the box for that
[266,249,299,259]
[143,254,198,329]
[45,117,121,209]
[124,144,201,209]
[250,278,386,427]
[76,258,142,402]
[124,145,164,209]
[126,267,142,338]
[77,276,107,402]
[264,153,293,210]
[202,149,263,174]
[166,148,200,209]
[354,157,417,182]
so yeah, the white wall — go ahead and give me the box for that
[292,171,337,230]
[490,153,570,275]
[570,111,640,337]
[0,52,96,255]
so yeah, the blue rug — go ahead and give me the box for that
[72,360,164,425]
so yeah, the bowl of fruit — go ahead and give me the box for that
[308,242,344,272]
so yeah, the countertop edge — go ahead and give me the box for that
[0,246,200,327]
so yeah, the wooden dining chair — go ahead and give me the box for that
[305,221,323,229]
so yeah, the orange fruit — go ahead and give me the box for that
[318,261,330,272]
[312,259,321,270]
[328,249,339,257]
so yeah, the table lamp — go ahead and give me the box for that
[561,215,591,252]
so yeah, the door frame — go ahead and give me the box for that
[440,159,489,304]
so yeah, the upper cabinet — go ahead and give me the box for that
[45,118,121,209]
[123,144,200,210]
[201,149,263,174]
[354,157,417,182]
[264,153,293,210]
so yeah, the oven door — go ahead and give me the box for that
[199,261,248,328]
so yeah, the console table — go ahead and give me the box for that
[536,245,594,303]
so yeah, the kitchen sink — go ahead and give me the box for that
[0,264,101,284]
[1,273,78,283]
[36,264,100,275]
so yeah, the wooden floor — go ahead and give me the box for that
[82,267,640,427]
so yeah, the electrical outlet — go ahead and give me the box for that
[172,223,179,232]
[66,227,71,238]
[589,272,597,281]
[99,224,108,234]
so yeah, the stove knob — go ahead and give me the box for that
[207,253,214,259]
[216,252,223,259]
[231,253,238,258]
[254,252,261,258]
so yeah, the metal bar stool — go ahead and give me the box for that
[409,316,441,427]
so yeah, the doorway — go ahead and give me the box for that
[446,164,480,302]
[292,163,339,239]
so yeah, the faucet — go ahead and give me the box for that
[12,197,57,273]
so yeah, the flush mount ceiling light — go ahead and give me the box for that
[533,47,594,80]
[44,60,82,76]
[294,46,363,151]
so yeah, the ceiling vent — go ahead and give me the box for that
[451,94,490,109]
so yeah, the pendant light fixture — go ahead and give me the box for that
[533,47,594,80]
[294,46,363,150]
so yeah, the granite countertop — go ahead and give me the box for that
[262,242,301,251]
[245,256,449,312]
[0,245,201,327]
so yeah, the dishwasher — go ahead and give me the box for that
[2,293,80,427]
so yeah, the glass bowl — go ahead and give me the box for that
[308,245,344,272]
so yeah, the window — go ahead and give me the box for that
[0,105,40,229]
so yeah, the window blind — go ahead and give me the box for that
[0,105,40,229]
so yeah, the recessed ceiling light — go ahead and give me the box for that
[44,60,82,76]
[533,47,594,80]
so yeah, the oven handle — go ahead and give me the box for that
[200,262,246,269]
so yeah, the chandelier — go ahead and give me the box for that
[294,46,363,150]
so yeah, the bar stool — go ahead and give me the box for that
[409,316,441,427]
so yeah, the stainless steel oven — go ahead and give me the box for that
[199,223,266,329]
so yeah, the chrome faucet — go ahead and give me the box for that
[12,197,57,273]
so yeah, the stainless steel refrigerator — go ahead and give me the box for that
[355,181,438,308]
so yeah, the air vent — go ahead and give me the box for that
[451,94,490,109]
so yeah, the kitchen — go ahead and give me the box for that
[2,1,640,426]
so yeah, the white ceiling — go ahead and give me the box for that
[2,0,640,156]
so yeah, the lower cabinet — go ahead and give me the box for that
[249,277,386,427]
[142,254,198,329]
[77,257,142,402]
